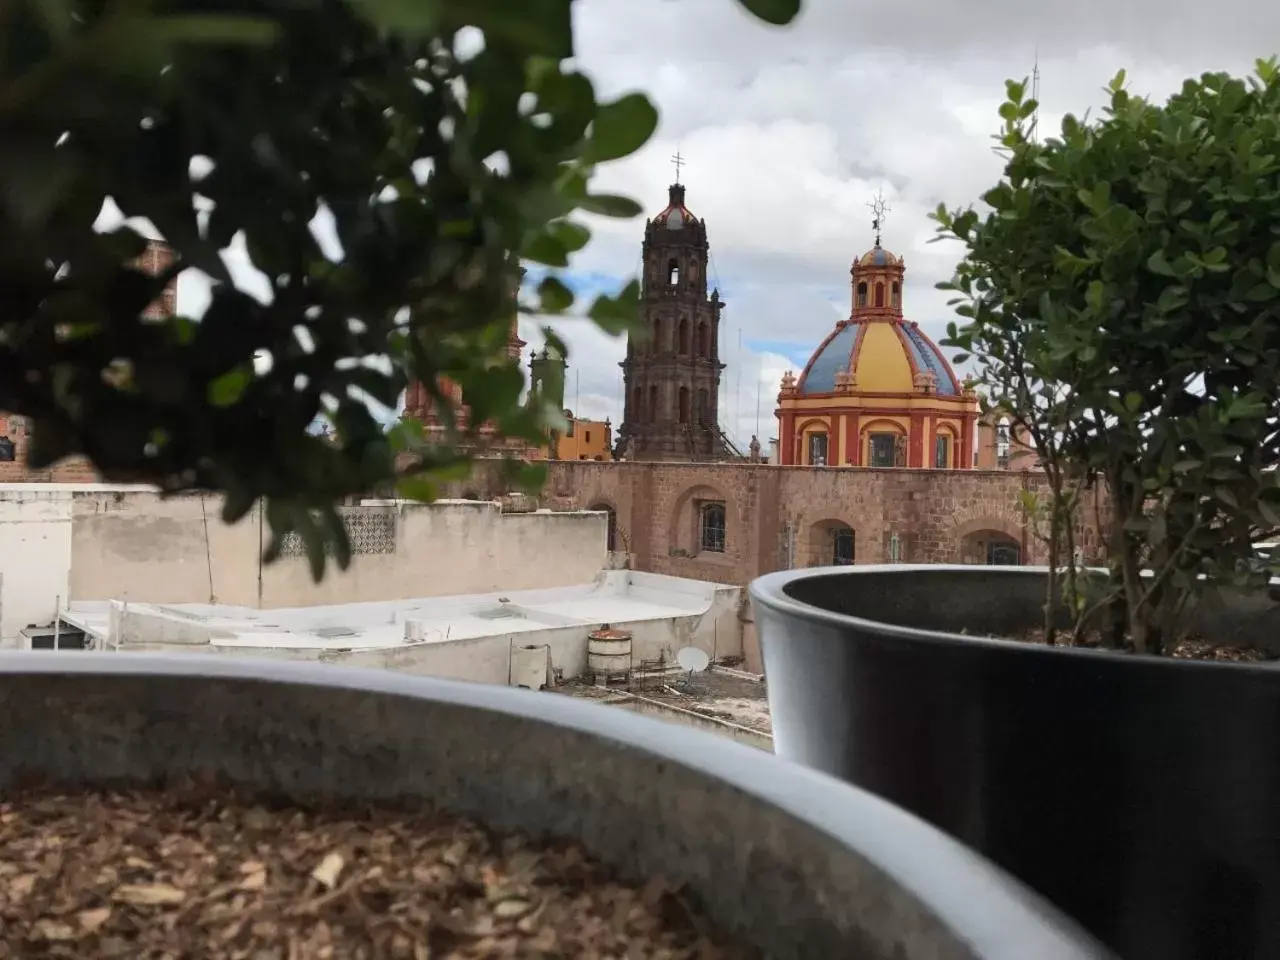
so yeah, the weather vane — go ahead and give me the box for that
[867,190,891,247]
[671,149,685,184]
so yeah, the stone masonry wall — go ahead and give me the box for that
[455,460,1110,588]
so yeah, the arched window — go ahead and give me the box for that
[996,416,1011,467]
[988,540,1021,565]
[678,386,690,424]
[699,502,726,553]
[891,282,900,309]
[807,432,828,466]
[856,281,868,308]
[934,431,952,469]
[696,388,709,423]
[831,525,855,565]
[868,431,898,468]
[632,387,644,422]
[696,322,709,357]
[648,385,659,421]
[678,317,690,355]
[652,318,663,354]
[591,503,618,551]
[874,283,885,307]
[667,259,679,285]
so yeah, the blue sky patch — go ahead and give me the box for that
[745,338,813,367]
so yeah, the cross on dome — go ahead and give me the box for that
[866,190,891,248]
[671,149,686,185]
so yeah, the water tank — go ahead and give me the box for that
[587,625,633,684]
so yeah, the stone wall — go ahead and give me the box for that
[456,460,1109,588]
[0,451,1108,597]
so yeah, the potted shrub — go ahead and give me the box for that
[752,61,1280,960]
[0,652,1109,958]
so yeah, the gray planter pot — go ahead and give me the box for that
[0,652,1106,959]
[750,564,1280,960]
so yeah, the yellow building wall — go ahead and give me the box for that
[556,418,612,461]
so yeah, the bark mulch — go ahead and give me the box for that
[0,780,755,959]
[998,627,1278,663]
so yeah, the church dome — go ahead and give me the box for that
[795,316,962,397]
[776,213,980,470]
[857,245,903,267]
[652,183,697,230]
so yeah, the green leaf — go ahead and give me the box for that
[538,276,574,313]
[1146,250,1177,276]
[547,220,591,253]
[144,15,283,46]
[207,368,251,407]
[733,0,802,25]
[577,194,643,218]
[583,94,659,165]
[348,0,442,34]
[587,280,641,334]
[522,231,570,267]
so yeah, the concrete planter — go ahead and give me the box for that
[751,564,1280,960]
[0,652,1105,960]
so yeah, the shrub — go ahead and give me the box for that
[1,0,799,579]
[935,60,1280,655]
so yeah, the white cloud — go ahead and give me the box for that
[151,0,1275,448]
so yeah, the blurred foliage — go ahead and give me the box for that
[936,60,1280,655]
[0,0,799,581]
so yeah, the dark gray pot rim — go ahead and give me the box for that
[0,651,1099,957]
[751,563,1280,677]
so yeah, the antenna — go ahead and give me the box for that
[675,645,710,692]
[575,368,581,416]
[866,190,891,247]
[735,329,743,448]
[754,352,762,438]
[1029,48,1041,143]
[671,148,685,184]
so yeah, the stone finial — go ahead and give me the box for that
[748,434,762,462]
[914,370,937,394]
[961,375,978,398]
[833,368,855,394]
[779,370,797,396]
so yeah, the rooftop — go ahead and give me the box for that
[60,570,732,652]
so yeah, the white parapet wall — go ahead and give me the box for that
[0,484,613,647]
[61,570,744,685]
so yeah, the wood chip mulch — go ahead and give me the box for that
[986,627,1278,663]
[0,781,755,959]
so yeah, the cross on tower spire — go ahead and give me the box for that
[867,190,891,247]
[671,149,685,185]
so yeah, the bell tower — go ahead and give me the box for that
[617,170,735,461]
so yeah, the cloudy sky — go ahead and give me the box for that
[169,0,1280,450]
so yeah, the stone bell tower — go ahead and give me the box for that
[616,174,738,462]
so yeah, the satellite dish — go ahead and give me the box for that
[675,646,711,674]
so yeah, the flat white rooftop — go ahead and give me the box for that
[62,570,728,652]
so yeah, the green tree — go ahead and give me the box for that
[935,60,1280,655]
[0,0,800,581]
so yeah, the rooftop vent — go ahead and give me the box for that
[313,626,357,639]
